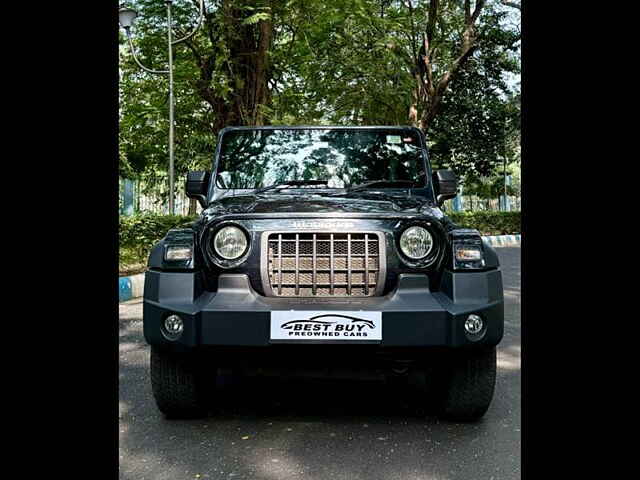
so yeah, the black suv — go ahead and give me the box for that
[144,126,504,421]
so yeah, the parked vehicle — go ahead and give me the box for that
[144,126,504,420]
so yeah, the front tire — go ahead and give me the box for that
[439,347,496,421]
[150,347,212,419]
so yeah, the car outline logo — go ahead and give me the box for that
[280,314,376,329]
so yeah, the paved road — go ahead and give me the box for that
[119,248,520,480]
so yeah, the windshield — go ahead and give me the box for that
[215,128,427,190]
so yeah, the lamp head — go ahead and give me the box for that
[118,8,138,30]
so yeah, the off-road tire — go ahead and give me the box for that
[150,347,212,419]
[439,347,496,421]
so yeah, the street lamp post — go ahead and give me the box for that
[119,1,204,215]
[502,115,508,212]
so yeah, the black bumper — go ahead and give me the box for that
[143,269,504,352]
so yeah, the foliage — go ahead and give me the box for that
[119,210,519,271]
[119,0,520,197]
[119,213,198,266]
[118,3,216,195]
[414,3,520,174]
[273,0,520,174]
[461,161,519,199]
[448,210,520,235]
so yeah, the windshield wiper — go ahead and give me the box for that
[252,180,329,194]
[347,179,416,193]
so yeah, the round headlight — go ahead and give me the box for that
[400,226,433,259]
[213,226,248,260]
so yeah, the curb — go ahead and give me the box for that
[118,234,521,303]
[483,234,521,247]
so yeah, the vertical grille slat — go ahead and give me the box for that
[295,233,299,296]
[347,233,352,296]
[364,233,369,296]
[312,233,317,295]
[278,234,283,295]
[330,233,335,295]
[266,232,382,297]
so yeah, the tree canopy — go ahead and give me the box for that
[119,0,520,193]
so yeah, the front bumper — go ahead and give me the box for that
[143,269,504,352]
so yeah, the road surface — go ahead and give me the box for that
[119,247,520,480]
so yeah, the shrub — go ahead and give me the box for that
[119,213,198,267]
[119,211,520,269]
[447,211,521,236]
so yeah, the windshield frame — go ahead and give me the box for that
[208,126,435,203]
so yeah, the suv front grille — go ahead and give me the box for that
[265,232,384,297]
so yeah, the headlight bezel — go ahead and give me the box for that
[214,225,249,260]
[395,221,443,268]
[206,222,252,268]
[399,225,434,259]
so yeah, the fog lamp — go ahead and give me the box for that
[464,314,484,335]
[163,314,184,340]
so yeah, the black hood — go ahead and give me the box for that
[203,192,441,216]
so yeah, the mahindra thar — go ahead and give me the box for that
[143,126,504,421]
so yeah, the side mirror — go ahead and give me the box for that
[433,169,458,205]
[186,170,210,208]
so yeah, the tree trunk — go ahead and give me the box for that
[222,1,273,127]
[188,1,274,134]
[188,198,197,216]
[408,0,486,134]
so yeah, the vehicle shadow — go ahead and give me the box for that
[119,355,520,480]
[119,247,521,480]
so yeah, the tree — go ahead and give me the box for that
[426,20,521,176]
[269,0,520,176]
[463,167,518,200]
[120,0,278,130]
[406,0,483,131]
[405,0,520,133]
[119,0,284,206]
[119,0,521,201]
